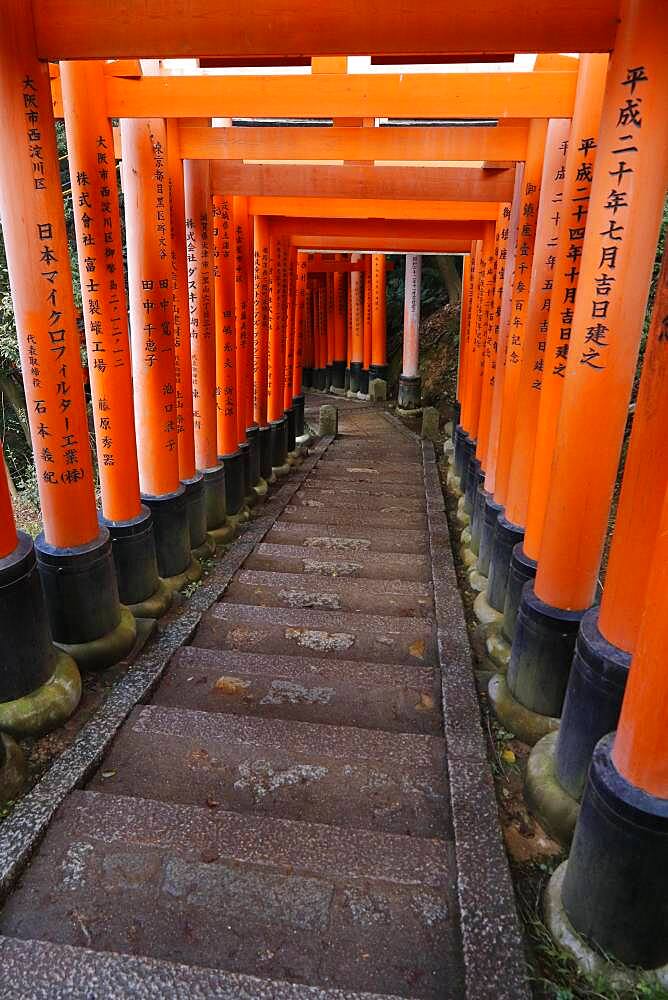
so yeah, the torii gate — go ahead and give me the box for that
[0,0,666,986]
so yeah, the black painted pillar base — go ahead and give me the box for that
[469,477,487,555]
[560,734,668,969]
[258,425,273,483]
[452,402,461,442]
[302,367,313,389]
[285,407,297,454]
[502,543,538,643]
[486,514,524,613]
[369,363,388,383]
[359,369,370,395]
[324,365,332,391]
[35,527,136,671]
[142,485,197,593]
[397,374,422,410]
[555,608,630,800]
[463,455,481,516]
[349,361,363,394]
[344,367,350,392]
[102,506,171,620]
[478,493,503,578]
[270,416,290,476]
[220,450,245,517]
[293,394,306,440]
[183,473,207,553]
[331,360,346,390]
[453,425,468,480]
[506,583,584,718]
[201,464,233,543]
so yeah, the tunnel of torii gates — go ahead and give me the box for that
[0,0,666,977]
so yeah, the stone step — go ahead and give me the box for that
[156,647,441,734]
[247,543,431,583]
[0,936,418,1000]
[86,706,449,837]
[280,505,427,530]
[193,603,436,666]
[0,792,462,998]
[303,478,426,499]
[225,569,433,618]
[265,521,428,555]
[289,491,427,513]
[312,464,421,484]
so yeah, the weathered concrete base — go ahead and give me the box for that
[226,510,250,534]
[443,438,454,463]
[0,735,25,804]
[369,378,387,402]
[0,653,81,737]
[488,673,560,746]
[545,864,668,993]
[295,434,312,452]
[446,468,463,496]
[460,546,477,570]
[127,578,173,621]
[357,391,370,401]
[207,520,236,545]
[421,406,439,441]
[397,406,422,418]
[473,590,503,635]
[190,535,216,562]
[461,526,472,547]
[468,568,488,593]
[288,450,304,467]
[163,557,202,596]
[318,404,338,437]
[329,386,347,397]
[525,732,579,846]
[456,495,470,527]
[486,632,511,671]
[271,462,292,479]
[56,606,137,672]
[253,476,269,500]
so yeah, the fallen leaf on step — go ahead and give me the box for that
[409,639,426,659]
[205,796,220,809]
[100,770,116,779]
[213,675,251,696]
[501,749,517,764]
[415,693,434,711]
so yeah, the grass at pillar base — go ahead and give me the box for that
[55,606,137,672]
[163,557,202,596]
[488,672,560,746]
[525,731,580,847]
[544,863,668,994]
[0,734,26,805]
[0,652,81,736]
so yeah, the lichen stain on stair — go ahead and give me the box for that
[302,559,363,576]
[260,679,334,706]
[227,625,262,647]
[101,851,162,891]
[61,842,94,891]
[213,676,251,696]
[278,589,341,610]
[284,627,355,652]
[345,467,378,474]
[234,758,329,798]
[303,536,371,551]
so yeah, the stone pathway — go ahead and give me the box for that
[0,396,528,999]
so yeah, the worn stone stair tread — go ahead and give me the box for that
[248,543,431,582]
[311,467,421,485]
[265,521,428,554]
[0,792,459,998]
[303,479,426,499]
[280,506,427,529]
[192,603,435,665]
[157,647,442,734]
[289,492,427,513]
[85,705,449,837]
[0,936,424,1000]
[224,569,433,618]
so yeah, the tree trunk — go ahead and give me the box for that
[437,256,461,305]
[0,372,32,449]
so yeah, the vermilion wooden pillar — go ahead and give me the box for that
[0,1,134,677]
[362,256,373,394]
[252,214,273,484]
[370,253,388,384]
[62,61,169,620]
[122,118,199,591]
[234,195,262,498]
[213,194,246,518]
[292,251,308,440]
[268,234,290,474]
[349,253,364,393]
[503,0,668,751]
[332,260,347,391]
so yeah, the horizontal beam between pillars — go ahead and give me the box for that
[178,124,529,162]
[33,0,619,59]
[210,163,514,202]
[246,197,501,221]
[50,71,579,120]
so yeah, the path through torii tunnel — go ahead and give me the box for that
[0,1,666,996]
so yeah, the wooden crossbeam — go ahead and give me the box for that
[178,124,528,162]
[269,218,485,240]
[291,237,471,253]
[210,163,514,202]
[246,197,502,221]
[51,71,578,120]
[33,1,619,59]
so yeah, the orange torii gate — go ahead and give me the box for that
[0,0,666,986]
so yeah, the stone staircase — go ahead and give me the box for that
[0,400,527,999]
